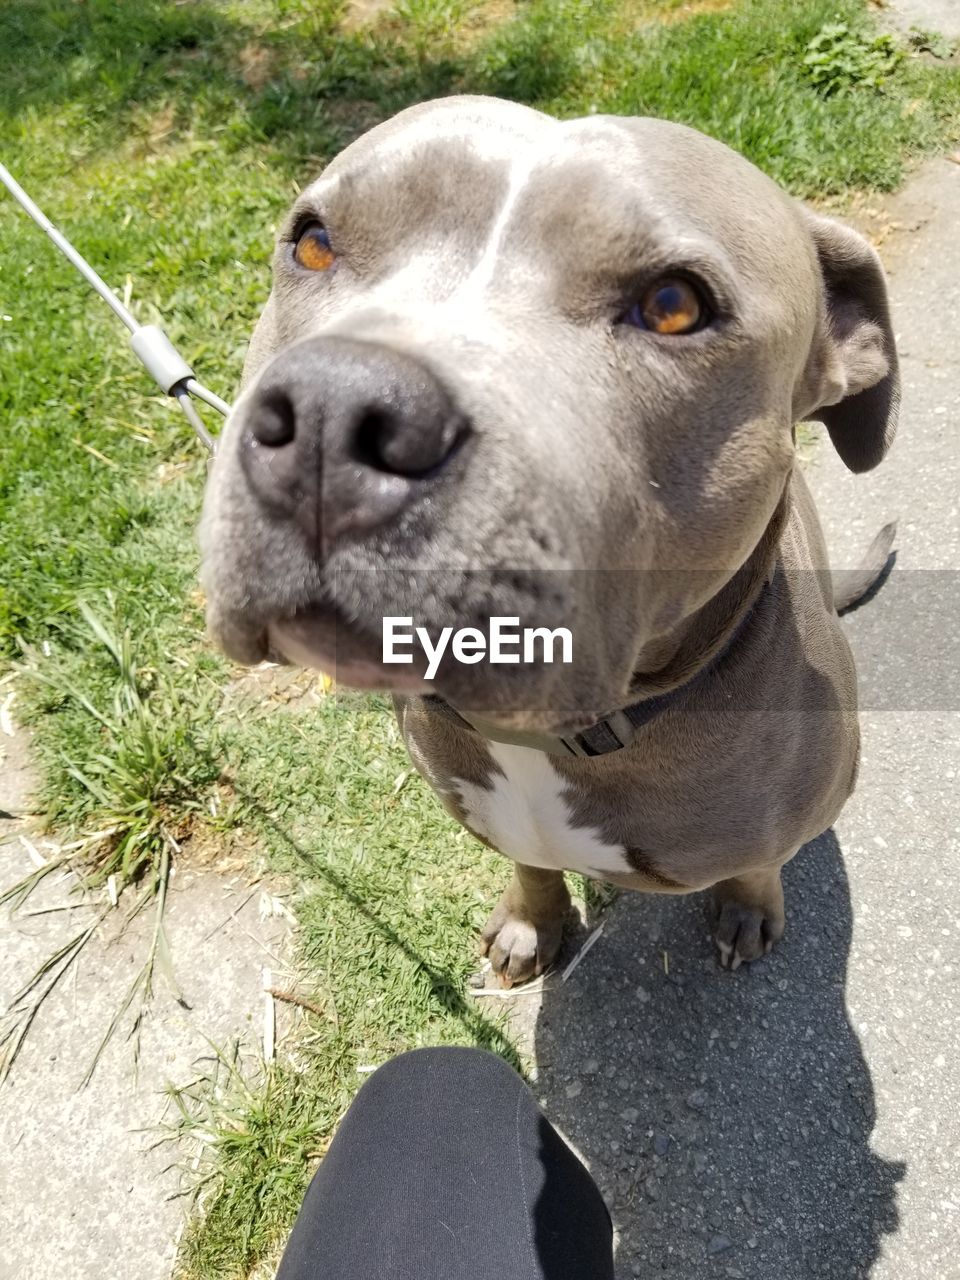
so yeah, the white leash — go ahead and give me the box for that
[0,161,231,453]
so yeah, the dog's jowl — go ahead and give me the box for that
[200,95,898,984]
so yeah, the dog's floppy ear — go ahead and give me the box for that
[799,211,899,473]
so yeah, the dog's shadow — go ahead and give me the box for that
[531,831,904,1278]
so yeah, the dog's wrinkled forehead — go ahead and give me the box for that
[285,95,814,313]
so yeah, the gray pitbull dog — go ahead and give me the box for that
[200,95,898,983]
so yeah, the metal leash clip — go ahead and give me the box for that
[0,161,231,453]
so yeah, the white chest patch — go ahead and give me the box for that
[452,741,629,876]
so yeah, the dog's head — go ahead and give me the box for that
[200,95,897,732]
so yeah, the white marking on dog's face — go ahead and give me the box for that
[308,148,543,356]
[459,152,539,298]
[452,741,627,875]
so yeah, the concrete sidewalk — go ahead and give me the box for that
[0,720,293,1280]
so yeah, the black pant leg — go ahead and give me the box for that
[275,1046,614,1280]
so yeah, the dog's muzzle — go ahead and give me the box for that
[237,335,469,555]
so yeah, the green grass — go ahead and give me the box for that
[1,0,959,1274]
[164,692,516,1277]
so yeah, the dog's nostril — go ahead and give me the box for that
[251,391,296,448]
[352,409,394,472]
[353,404,464,477]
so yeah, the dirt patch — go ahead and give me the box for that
[324,96,391,144]
[610,0,734,33]
[343,0,395,31]
[224,660,336,716]
[348,0,521,49]
[835,165,947,259]
[238,40,278,91]
[655,0,735,24]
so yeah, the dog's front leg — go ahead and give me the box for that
[710,858,792,971]
[481,864,572,988]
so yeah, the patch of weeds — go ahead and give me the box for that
[1,602,223,1085]
[908,26,957,61]
[26,603,222,868]
[803,22,903,95]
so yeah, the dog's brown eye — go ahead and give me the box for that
[628,277,704,335]
[294,223,336,272]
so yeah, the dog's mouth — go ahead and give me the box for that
[266,608,430,694]
[204,553,609,730]
[212,599,590,730]
[212,601,429,692]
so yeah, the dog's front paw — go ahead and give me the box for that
[711,866,786,971]
[480,909,561,988]
[480,869,570,988]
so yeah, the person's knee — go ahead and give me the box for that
[360,1045,521,1108]
[366,1044,522,1095]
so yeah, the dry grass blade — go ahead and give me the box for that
[561,923,605,982]
[0,856,69,912]
[80,836,181,1089]
[470,977,550,998]
[266,988,332,1020]
[0,910,108,1086]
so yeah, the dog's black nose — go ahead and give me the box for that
[240,336,467,549]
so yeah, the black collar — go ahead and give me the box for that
[423,585,765,758]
